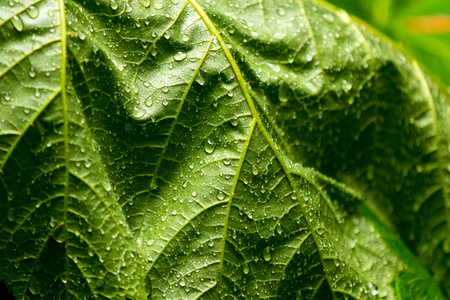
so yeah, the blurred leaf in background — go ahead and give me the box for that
[325,0,450,85]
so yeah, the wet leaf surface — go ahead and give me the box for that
[0,0,448,298]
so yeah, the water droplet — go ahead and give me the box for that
[277,7,286,16]
[342,79,352,92]
[263,247,272,261]
[29,68,36,78]
[110,0,119,10]
[102,181,111,191]
[368,283,378,296]
[34,89,41,98]
[290,192,297,201]
[78,31,86,40]
[322,13,334,22]
[207,239,214,247]
[172,210,177,215]
[179,277,186,287]
[114,24,122,33]
[204,139,215,154]
[163,31,171,39]
[27,6,40,19]
[217,191,226,201]
[276,223,283,234]
[252,165,258,176]
[305,53,313,62]
[182,34,189,42]
[84,160,91,168]
[11,15,23,32]
[138,0,151,7]
[23,108,31,115]
[242,262,250,274]
[223,158,231,166]
[162,99,168,106]
[227,25,236,35]
[4,93,11,102]
[147,239,155,246]
[278,82,292,103]
[174,51,186,62]
[227,90,233,97]
[230,117,239,127]
[145,97,153,107]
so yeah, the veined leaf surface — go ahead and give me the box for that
[0,0,448,298]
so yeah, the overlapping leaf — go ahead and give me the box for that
[0,0,448,298]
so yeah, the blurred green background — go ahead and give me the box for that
[325,0,450,86]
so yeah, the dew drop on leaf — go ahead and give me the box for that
[207,239,214,247]
[78,31,86,40]
[179,277,186,287]
[322,13,334,22]
[263,247,272,261]
[4,92,11,102]
[163,31,171,39]
[242,262,250,274]
[276,223,283,234]
[11,15,23,32]
[204,139,215,154]
[174,51,187,62]
[147,239,155,246]
[26,6,39,19]
[368,283,378,296]
[290,192,297,201]
[252,165,258,176]
[277,7,286,16]
[230,117,239,127]
[217,191,226,201]
[342,79,352,92]
[28,68,36,78]
[102,181,111,191]
[138,0,150,7]
[110,0,118,10]
[182,34,189,42]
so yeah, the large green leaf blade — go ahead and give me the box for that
[0,0,147,298]
[1,0,449,298]
[200,0,450,294]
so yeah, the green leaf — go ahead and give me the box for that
[1,0,448,299]
[326,0,450,85]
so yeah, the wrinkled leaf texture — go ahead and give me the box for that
[0,0,449,299]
